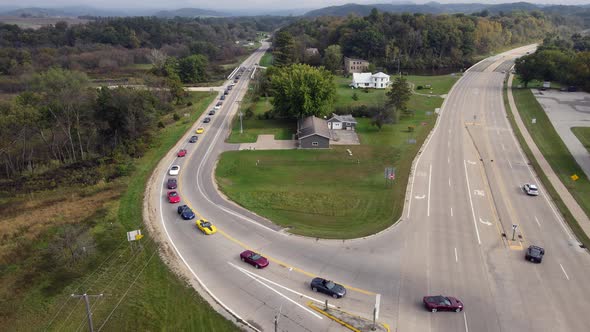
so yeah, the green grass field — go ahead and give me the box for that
[227,96,296,143]
[510,85,590,244]
[259,52,273,67]
[217,75,449,238]
[572,127,590,153]
[1,92,238,331]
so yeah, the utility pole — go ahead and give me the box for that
[71,293,103,332]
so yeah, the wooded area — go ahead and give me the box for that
[273,9,570,71]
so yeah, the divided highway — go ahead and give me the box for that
[147,42,590,331]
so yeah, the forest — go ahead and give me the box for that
[515,33,590,91]
[272,9,574,71]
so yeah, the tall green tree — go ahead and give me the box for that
[33,68,93,162]
[270,64,336,119]
[322,45,343,74]
[273,30,296,67]
[178,54,209,84]
[371,76,411,129]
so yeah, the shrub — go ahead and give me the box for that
[158,121,165,128]
[186,101,193,106]
[173,113,181,121]
[417,85,423,90]
[352,92,359,101]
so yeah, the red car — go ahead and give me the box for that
[177,149,187,157]
[423,295,463,313]
[167,190,181,204]
[239,250,269,269]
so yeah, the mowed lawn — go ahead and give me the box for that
[226,96,296,143]
[217,74,452,238]
[512,85,590,222]
[572,127,590,153]
[259,51,273,67]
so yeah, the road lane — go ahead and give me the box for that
[148,42,590,332]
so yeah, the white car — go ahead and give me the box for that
[169,165,180,176]
[214,105,221,110]
[523,183,539,196]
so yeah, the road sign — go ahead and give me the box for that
[512,224,518,230]
[127,229,142,242]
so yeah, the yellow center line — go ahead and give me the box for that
[218,230,376,296]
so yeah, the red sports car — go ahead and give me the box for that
[423,295,464,312]
[239,250,269,269]
[177,149,187,157]
[167,190,181,204]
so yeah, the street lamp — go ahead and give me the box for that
[236,100,243,134]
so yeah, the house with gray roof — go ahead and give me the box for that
[350,72,390,89]
[327,113,357,130]
[297,116,331,149]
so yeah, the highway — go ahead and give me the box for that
[146,42,590,331]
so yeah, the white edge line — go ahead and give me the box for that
[463,311,469,332]
[229,262,323,319]
[160,165,260,331]
[427,164,432,217]
[455,247,458,262]
[194,91,282,235]
[463,160,482,244]
[157,49,265,332]
[535,216,541,227]
[407,68,467,218]
[559,263,570,280]
[503,74,575,241]
[228,262,336,308]
[451,207,453,217]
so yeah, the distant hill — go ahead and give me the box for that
[0,6,140,17]
[303,2,490,17]
[153,8,228,18]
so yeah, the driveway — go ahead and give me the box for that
[238,134,297,150]
[533,89,590,178]
[330,129,360,145]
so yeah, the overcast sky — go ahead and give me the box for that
[1,0,589,10]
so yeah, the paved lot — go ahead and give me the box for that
[239,134,297,150]
[330,129,360,145]
[533,89,590,178]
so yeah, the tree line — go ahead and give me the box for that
[0,67,178,180]
[515,33,590,91]
[272,9,571,72]
[0,16,288,91]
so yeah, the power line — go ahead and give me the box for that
[70,293,103,332]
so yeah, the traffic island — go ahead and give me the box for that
[307,301,390,332]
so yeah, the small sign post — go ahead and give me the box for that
[511,224,518,241]
[127,229,143,250]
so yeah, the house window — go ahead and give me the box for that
[312,142,319,146]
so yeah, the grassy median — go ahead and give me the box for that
[572,127,590,153]
[216,73,458,239]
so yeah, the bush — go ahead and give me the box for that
[173,113,181,121]
[352,92,359,101]
[244,105,255,119]
[186,101,193,106]
[417,85,423,90]
[158,121,165,128]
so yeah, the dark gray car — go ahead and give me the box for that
[310,277,346,298]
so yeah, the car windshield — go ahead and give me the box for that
[250,253,261,260]
[169,192,177,197]
[201,222,211,227]
[325,281,335,289]
[168,179,176,183]
[172,166,179,170]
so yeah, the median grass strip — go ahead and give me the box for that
[572,127,590,153]
[504,83,590,249]
[1,92,238,331]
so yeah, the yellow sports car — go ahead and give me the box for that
[196,127,205,134]
[196,218,217,235]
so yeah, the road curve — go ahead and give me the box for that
[146,42,590,332]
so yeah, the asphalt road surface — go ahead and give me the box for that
[150,42,590,332]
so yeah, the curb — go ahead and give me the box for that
[307,301,391,332]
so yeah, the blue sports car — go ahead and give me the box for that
[177,205,195,220]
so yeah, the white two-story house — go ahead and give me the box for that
[350,72,391,89]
